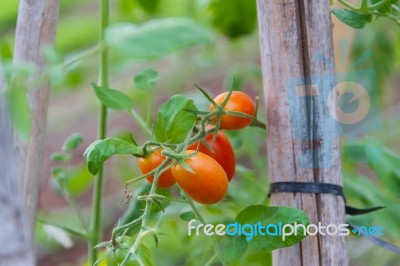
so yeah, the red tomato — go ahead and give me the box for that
[171,151,228,204]
[210,91,255,130]
[138,148,176,188]
[188,130,235,181]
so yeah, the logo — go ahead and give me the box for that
[286,47,381,169]
[187,219,383,241]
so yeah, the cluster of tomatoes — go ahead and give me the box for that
[138,91,255,204]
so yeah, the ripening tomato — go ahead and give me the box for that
[210,91,255,130]
[171,151,228,204]
[138,148,176,188]
[188,130,235,181]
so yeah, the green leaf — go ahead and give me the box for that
[92,83,133,110]
[209,0,257,38]
[50,152,71,162]
[371,0,392,13]
[106,18,213,58]
[51,167,65,181]
[343,137,400,196]
[332,8,372,29]
[363,138,400,195]
[62,133,84,152]
[138,244,155,266]
[65,165,94,197]
[235,205,310,251]
[0,39,12,61]
[223,235,248,261]
[134,67,159,91]
[137,0,159,13]
[154,95,198,144]
[179,211,196,221]
[84,138,143,175]
[343,172,384,206]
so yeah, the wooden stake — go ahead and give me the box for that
[13,0,60,236]
[256,0,347,265]
[0,65,34,265]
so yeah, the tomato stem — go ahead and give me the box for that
[185,194,226,265]
[88,0,109,264]
[128,108,152,137]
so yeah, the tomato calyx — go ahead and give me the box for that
[161,149,198,174]
[137,193,170,212]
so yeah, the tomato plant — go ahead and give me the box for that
[210,91,256,130]
[188,129,236,180]
[138,148,176,188]
[171,150,228,204]
[81,82,309,265]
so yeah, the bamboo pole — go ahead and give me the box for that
[256,0,347,265]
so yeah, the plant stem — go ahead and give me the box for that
[185,195,226,265]
[119,163,172,265]
[361,0,368,11]
[338,0,358,10]
[368,0,391,11]
[60,185,89,231]
[393,4,400,13]
[204,254,218,266]
[128,109,152,137]
[61,159,89,231]
[89,0,109,264]
[63,44,101,70]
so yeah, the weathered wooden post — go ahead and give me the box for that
[0,65,34,265]
[256,0,347,265]
[13,0,59,234]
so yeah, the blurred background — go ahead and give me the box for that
[1,0,400,265]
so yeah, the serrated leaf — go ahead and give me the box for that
[84,138,143,175]
[154,95,198,144]
[92,83,133,110]
[209,0,257,38]
[134,67,159,91]
[332,8,372,29]
[106,18,213,58]
[235,205,310,251]
[62,133,84,151]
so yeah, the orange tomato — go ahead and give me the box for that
[188,130,235,181]
[171,151,228,204]
[210,91,255,130]
[138,149,176,188]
